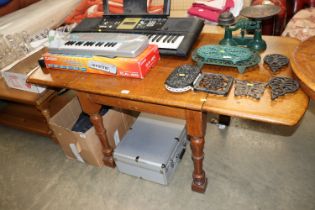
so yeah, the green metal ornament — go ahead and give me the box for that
[192,45,260,73]
[217,5,281,52]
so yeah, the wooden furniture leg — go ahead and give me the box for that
[40,108,58,144]
[35,91,59,144]
[186,110,208,193]
[76,92,115,168]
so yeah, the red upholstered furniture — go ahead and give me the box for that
[287,0,315,24]
[0,0,40,17]
[292,0,315,13]
[251,0,315,35]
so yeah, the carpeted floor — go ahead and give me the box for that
[0,101,314,210]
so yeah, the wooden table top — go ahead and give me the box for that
[291,36,315,100]
[28,33,309,126]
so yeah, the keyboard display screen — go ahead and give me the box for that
[99,17,168,31]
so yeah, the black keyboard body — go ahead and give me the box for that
[72,16,205,57]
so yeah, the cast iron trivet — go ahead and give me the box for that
[193,73,234,96]
[234,79,267,99]
[268,77,299,100]
[165,64,201,93]
[192,45,261,74]
[264,54,289,72]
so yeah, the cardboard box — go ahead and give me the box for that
[49,96,136,167]
[44,45,160,79]
[2,47,47,93]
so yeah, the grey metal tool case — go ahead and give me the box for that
[113,113,187,185]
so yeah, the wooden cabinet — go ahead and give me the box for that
[0,78,74,143]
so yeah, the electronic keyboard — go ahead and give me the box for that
[71,16,205,57]
[48,33,149,58]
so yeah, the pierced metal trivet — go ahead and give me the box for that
[193,73,234,96]
[192,45,261,74]
[234,79,267,100]
[165,64,201,93]
[264,54,289,72]
[268,77,299,100]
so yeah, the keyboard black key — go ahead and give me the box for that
[152,35,160,42]
[156,35,164,42]
[65,41,75,46]
[84,41,94,46]
[95,42,104,47]
[171,35,179,43]
[75,41,84,46]
[162,35,170,43]
[166,35,174,43]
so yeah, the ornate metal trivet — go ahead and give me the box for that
[192,45,260,74]
[264,54,289,72]
[194,73,234,96]
[234,79,267,99]
[165,64,201,93]
[268,77,299,100]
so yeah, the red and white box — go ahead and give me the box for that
[44,45,160,79]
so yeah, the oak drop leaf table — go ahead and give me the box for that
[27,33,309,193]
[291,36,315,100]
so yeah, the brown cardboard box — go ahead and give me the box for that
[2,47,47,93]
[49,96,135,167]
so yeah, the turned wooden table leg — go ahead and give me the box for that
[40,108,59,144]
[186,110,208,193]
[35,96,58,144]
[77,92,115,168]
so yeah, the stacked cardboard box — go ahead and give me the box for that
[49,96,136,167]
[1,47,47,93]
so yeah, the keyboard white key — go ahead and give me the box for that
[148,34,185,50]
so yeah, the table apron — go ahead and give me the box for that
[87,93,193,120]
